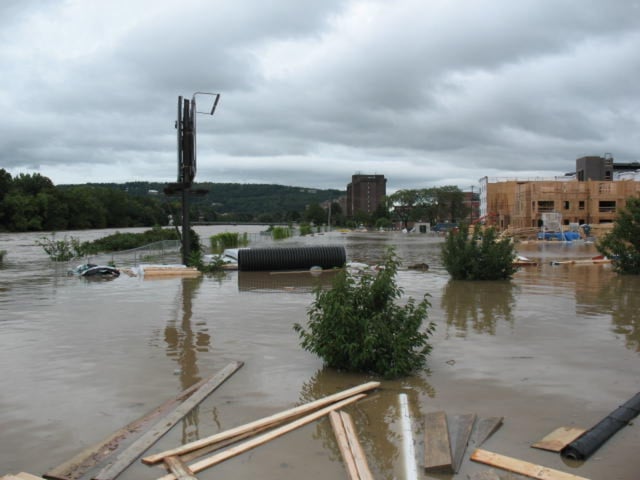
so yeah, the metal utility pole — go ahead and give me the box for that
[165,92,220,265]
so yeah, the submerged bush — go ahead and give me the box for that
[271,226,292,240]
[442,225,517,280]
[294,248,435,378]
[210,232,249,253]
[36,234,86,261]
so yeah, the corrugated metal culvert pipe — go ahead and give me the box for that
[237,246,346,272]
[560,391,640,461]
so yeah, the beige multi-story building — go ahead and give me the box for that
[479,156,640,230]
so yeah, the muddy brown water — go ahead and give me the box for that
[1,227,639,479]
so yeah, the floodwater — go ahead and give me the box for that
[1,226,639,479]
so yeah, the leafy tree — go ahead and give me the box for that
[294,248,435,378]
[304,202,326,226]
[12,172,54,196]
[597,197,640,274]
[442,225,517,280]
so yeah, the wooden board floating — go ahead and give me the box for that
[471,449,590,480]
[94,361,244,480]
[143,381,380,465]
[449,413,476,473]
[329,412,360,480]
[532,427,586,452]
[43,376,212,480]
[469,417,503,449]
[2,474,47,480]
[163,457,198,480]
[154,393,368,480]
[423,411,453,472]
[339,411,374,480]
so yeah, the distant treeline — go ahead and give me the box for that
[0,170,345,232]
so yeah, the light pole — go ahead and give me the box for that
[165,92,220,265]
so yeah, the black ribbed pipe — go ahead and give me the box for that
[237,246,346,272]
[560,392,640,461]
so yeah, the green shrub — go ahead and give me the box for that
[271,226,292,240]
[294,248,435,378]
[36,234,86,261]
[210,232,249,253]
[442,225,517,280]
[597,197,640,274]
[299,223,313,236]
[81,226,183,254]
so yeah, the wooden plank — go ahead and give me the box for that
[470,417,504,448]
[163,457,197,480]
[142,381,381,465]
[532,427,586,452]
[44,376,211,480]
[329,412,359,480]
[155,393,367,480]
[423,411,452,472]
[178,423,273,464]
[340,411,374,480]
[94,361,243,480]
[449,413,476,473]
[470,449,590,480]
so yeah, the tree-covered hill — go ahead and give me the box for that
[62,181,344,218]
[0,170,346,232]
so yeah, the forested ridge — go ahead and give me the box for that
[0,169,344,232]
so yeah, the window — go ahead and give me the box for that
[599,201,616,213]
[564,201,570,210]
[579,201,585,210]
[537,201,555,212]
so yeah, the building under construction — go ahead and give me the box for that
[479,155,640,230]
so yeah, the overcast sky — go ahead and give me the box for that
[1,0,639,192]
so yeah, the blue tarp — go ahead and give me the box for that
[537,231,581,241]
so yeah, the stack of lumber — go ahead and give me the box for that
[142,381,380,480]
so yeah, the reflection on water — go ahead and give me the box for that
[441,280,517,335]
[164,277,211,444]
[574,270,640,352]
[237,270,339,293]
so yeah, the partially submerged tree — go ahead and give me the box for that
[442,225,517,280]
[294,248,435,378]
[597,197,640,274]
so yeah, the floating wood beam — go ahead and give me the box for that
[532,427,586,453]
[155,393,368,480]
[469,417,503,449]
[329,412,359,480]
[143,381,380,465]
[163,457,197,480]
[2,475,47,480]
[93,361,243,480]
[44,376,211,480]
[340,411,374,480]
[449,413,476,473]
[423,411,453,472]
[470,449,590,480]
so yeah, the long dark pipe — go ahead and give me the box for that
[560,391,640,461]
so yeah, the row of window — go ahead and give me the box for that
[534,200,616,213]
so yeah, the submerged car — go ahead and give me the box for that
[70,263,120,278]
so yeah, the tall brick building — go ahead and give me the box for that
[346,174,387,218]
